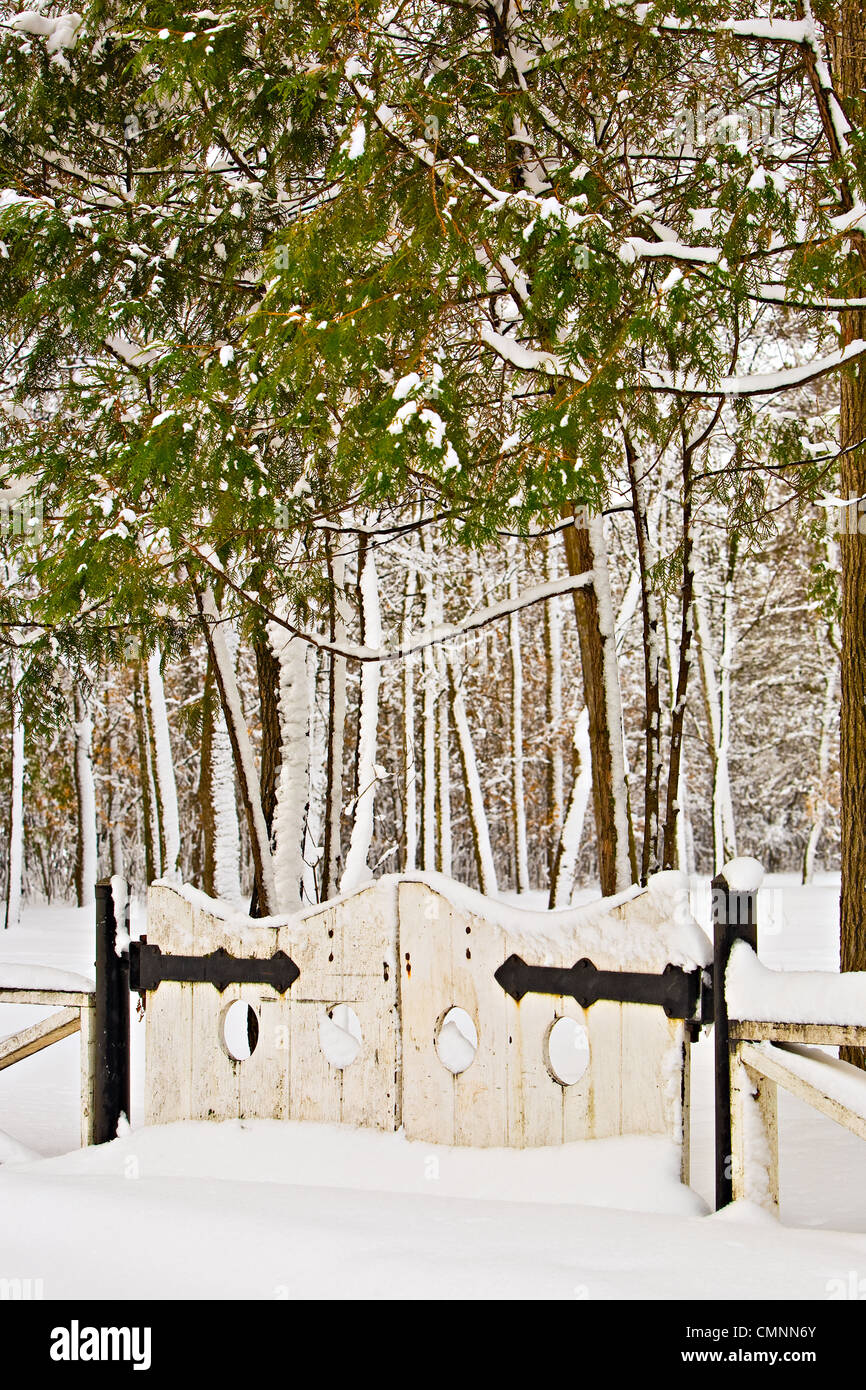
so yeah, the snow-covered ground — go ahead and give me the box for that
[1,875,865,1299]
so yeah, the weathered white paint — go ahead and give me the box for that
[142,877,703,1163]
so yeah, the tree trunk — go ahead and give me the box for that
[197,657,217,896]
[434,581,452,878]
[446,647,498,895]
[340,537,382,893]
[561,507,633,894]
[436,686,452,877]
[421,537,437,872]
[196,587,278,916]
[625,434,663,881]
[303,648,323,905]
[321,546,349,901]
[5,651,24,929]
[269,624,311,911]
[543,536,565,882]
[247,627,282,917]
[402,568,418,872]
[133,666,159,884]
[72,683,97,907]
[254,632,282,843]
[661,436,696,870]
[803,650,837,884]
[829,0,866,1065]
[106,729,125,880]
[839,317,866,979]
[693,555,738,874]
[147,647,181,881]
[211,629,243,905]
[141,658,166,876]
[508,571,530,895]
[549,707,592,908]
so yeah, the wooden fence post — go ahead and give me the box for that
[730,1047,779,1210]
[94,880,131,1144]
[712,866,758,1210]
[79,1000,96,1147]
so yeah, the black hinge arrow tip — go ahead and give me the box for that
[494,954,529,1001]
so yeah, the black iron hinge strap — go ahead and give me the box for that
[128,939,300,995]
[494,954,700,1020]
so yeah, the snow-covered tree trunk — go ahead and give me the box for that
[197,658,217,894]
[421,541,437,872]
[197,587,278,915]
[269,624,311,912]
[141,659,166,874]
[714,540,739,870]
[322,547,349,901]
[693,558,738,874]
[72,683,97,908]
[471,555,490,681]
[657,496,694,876]
[106,729,124,880]
[304,650,325,904]
[508,570,529,895]
[211,627,242,905]
[5,650,24,929]
[661,447,697,872]
[434,580,452,877]
[147,646,181,882]
[625,434,664,880]
[340,541,382,894]
[543,536,564,878]
[446,646,497,895]
[547,550,646,906]
[402,568,418,871]
[803,627,839,885]
[677,744,697,878]
[830,0,866,1067]
[549,707,591,909]
[436,690,452,875]
[133,666,160,883]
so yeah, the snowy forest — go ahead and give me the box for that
[0,0,860,952]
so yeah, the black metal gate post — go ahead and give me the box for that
[94,880,131,1144]
[713,870,759,1210]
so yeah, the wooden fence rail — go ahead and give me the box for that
[715,860,866,1213]
[0,880,130,1149]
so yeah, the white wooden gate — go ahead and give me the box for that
[141,873,710,1171]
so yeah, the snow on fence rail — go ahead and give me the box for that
[136,871,710,1170]
[714,861,866,1213]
